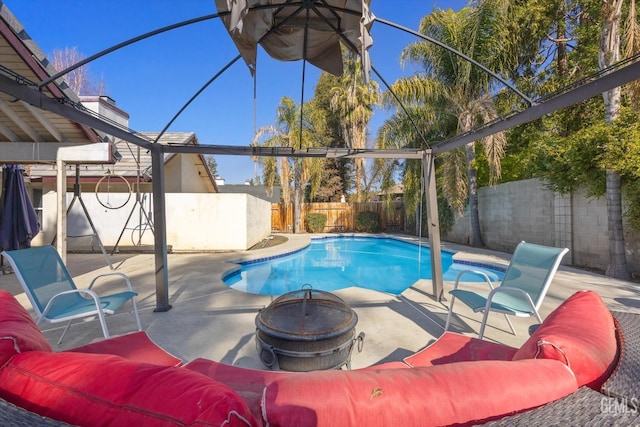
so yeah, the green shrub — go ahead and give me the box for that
[438,193,455,236]
[412,194,455,237]
[355,211,379,232]
[305,213,327,233]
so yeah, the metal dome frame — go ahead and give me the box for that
[1,1,639,309]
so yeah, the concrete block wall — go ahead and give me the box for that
[444,178,640,277]
[571,189,609,270]
[554,193,572,263]
[445,179,556,253]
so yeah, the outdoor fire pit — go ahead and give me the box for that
[255,286,364,371]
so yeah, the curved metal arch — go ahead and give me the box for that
[38,2,532,118]
[374,17,534,106]
[28,2,533,309]
[153,54,242,144]
[297,7,432,148]
[37,12,228,90]
[36,2,308,90]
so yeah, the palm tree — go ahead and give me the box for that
[513,0,638,279]
[376,105,438,210]
[254,97,326,233]
[387,1,519,247]
[598,0,638,280]
[330,52,380,202]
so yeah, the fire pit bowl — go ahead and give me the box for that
[255,287,364,371]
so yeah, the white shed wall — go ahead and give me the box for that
[34,192,270,252]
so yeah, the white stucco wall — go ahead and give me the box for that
[162,154,213,193]
[34,192,271,251]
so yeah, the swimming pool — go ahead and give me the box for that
[224,236,504,296]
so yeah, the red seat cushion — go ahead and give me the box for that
[0,351,258,427]
[0,291,51,365]
[404,332,518,367]
[185,358,293,424]
[513,290,617,389]
[68,331,183,367]
[262,359,578,427]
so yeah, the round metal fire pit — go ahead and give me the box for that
[255,287,364,371]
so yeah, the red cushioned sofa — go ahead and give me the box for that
[0,289,625,426]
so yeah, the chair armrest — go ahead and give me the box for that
[484,287,537,316]
[39,289,102,320]
[88,272,134,292]
[48,288,101,302]
[486,286,535,304]
[452,269,496,290]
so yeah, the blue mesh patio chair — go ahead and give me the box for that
[444,241,569,339]
[1,245,142,344]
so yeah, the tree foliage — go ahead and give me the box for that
[312,159,344,202]
[329,52,380,202]
[52,47,107,96]
[500,0,640,278]
[383,1,519,247]
[204,155,218,178]
[255,97,327,233]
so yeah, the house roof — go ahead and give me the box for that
[217,184,281,203]
[0,5,215,191]
[107,132,198,179]
[29,132,218,190]
[386,184,404,195]
[0,3,100,148]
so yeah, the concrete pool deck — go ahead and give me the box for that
[1,233,639,370]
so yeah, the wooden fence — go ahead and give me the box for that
[271,201,406,233]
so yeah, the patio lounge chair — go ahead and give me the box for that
[444,241,569,339]
[1,245,142,344]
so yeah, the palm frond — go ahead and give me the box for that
[623,0,640,105]
[441,147,468,212]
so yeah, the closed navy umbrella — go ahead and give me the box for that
[0,165,40,250]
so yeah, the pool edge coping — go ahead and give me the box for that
[222,234,506,285]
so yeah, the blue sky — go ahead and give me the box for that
[5,1,467,184]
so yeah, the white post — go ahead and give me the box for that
[54,143,111,262]
[55,158,66,262]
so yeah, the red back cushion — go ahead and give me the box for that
[262,359,578,427]
[185,358,293,423]
[0,291,51,365]
[0,351,258,427]
[513,290,617,389]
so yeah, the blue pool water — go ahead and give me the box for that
[224,236,504,296]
